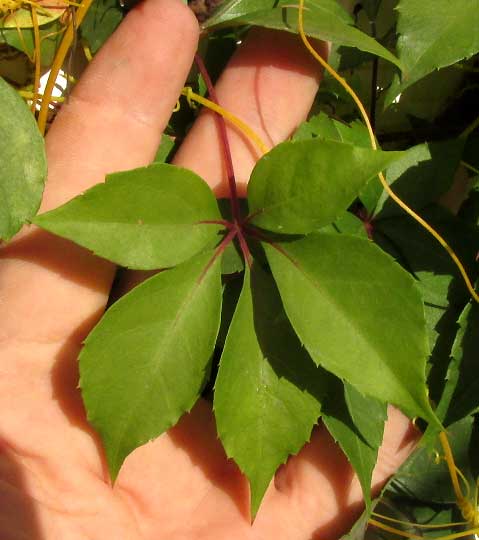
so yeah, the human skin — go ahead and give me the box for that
[0,1,419,538]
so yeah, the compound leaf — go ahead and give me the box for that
[0,76,46,241]
[214,264,324,518]
[34,164,222,269]
[80,251,222,480]
[264,233,439,426]
[247,139,403,234]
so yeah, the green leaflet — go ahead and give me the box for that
[214,264,324,518]
[293,112,370,147]
[441,300,479,426]
[368,140,464,219]
[80,251,222,480]
[153,134,175,164]
[34,164,222,269]
[322,381,387,511]
[80,0,123,54]
[203,0,402,69]
[264,233,439,426]
[0,77,46,241]
[385,0,479,102]
[247,139,403,234]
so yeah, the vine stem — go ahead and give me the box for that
[31,4,41,114]
[297,0,479,304]
[193,54,253,268]
[194,54,241,224]
[37,0,93,135]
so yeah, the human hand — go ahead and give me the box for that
[0,2,419,537]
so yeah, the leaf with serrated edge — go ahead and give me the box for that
[34,164,222,269]
[214,264,324,518]
[0,76,46,241]
[264,233,439,427]
[385,0,479,102]
[204,0,402,69]
[323,381,387,510]
[247,139,403,234]
[80,251,222,480]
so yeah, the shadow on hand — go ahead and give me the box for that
[0,440,43,540]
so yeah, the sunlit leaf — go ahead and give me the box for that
[214,264,324,517]
[385,0,479,102]
[248,139,403,234]
[0,76,46,241]
[80,251,222,480]
[264,233,439,426]
[34,164,222,269]
[204,0,402,69]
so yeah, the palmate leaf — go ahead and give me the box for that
[204,0,402,69]
[80,251,222,480]
[264,233,439,426]
[247,139,403,234]
[34,164,222,269]
[322,381,387,511]
[214,264,325,518]
[0,77,46,241]
[385,0,479,102]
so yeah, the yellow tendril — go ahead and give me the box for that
[371,512,468,530]
[37,0,93,134]
[297,0,478,304]
[180,87,269,155]
[31,3,41,113]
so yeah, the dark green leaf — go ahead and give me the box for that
[204,0,402,69]
[34,164,222,269]
[214,263,325,517]
[385,0,479,102]
[264,233,439,426]
[371,140,464,219]
[80,251,222,480]
[153,134,175,164]
[373,206,479,412]
[323,381,387,511]
[442,300,479,426]
[80,0,124,54]
[247,139,403,234]
[293,112,370,147]
[387,416,474,504]
[0,76,46,241]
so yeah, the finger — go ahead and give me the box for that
[173,28,326,196]
[0,0,199,348]
[116,402,418,539]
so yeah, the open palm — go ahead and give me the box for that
[0,2,418,537]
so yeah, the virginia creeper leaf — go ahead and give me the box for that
[441,300,479,426]
[0,76,46,241]
[247,139,403,234]
[34,164,222,269]
[370,140,464,219]
[264,233,439,426]
[385,0,479,102]
[293,112,370,148]
[214,264,324,517]
[80,251,222,480]
[204,0,402,69]
[322,381,387,511]
[80,0,123,54]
